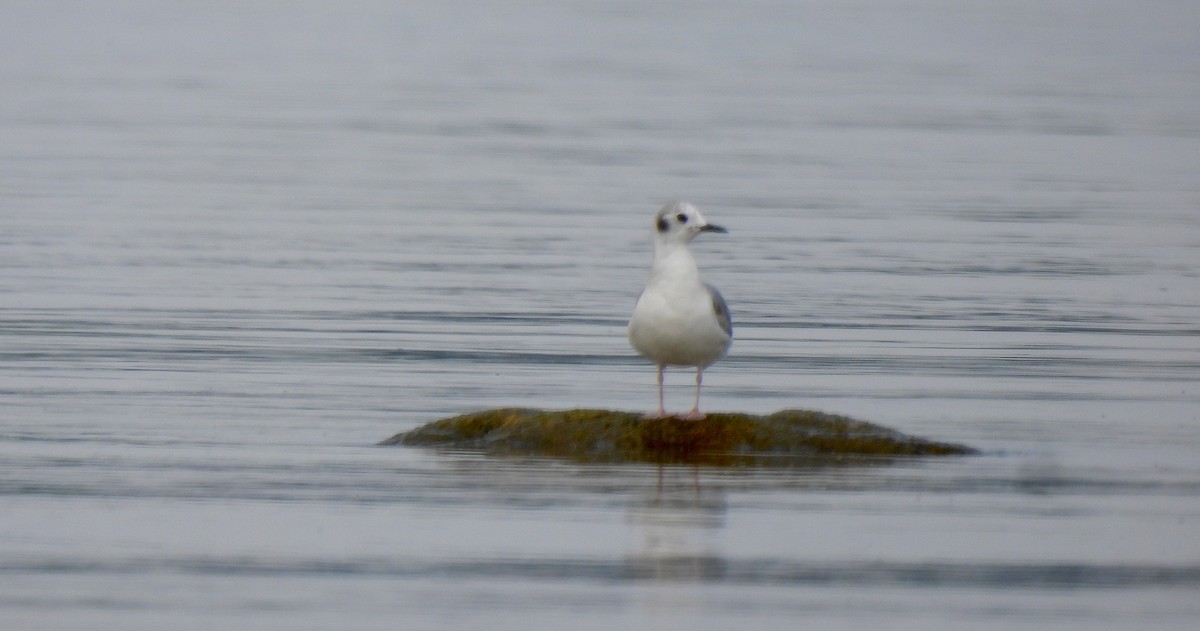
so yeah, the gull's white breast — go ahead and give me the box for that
[628,279,731,368]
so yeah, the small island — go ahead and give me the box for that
[380,408,975,466]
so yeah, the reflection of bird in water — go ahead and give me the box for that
[626,465,727,581]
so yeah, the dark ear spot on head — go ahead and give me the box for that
[656,217,669,232]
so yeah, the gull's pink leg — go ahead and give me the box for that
[642,364,669,419]
[679,367,706,420]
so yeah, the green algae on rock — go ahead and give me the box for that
[379,408,975,465]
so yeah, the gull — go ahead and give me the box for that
[628,201,732,420]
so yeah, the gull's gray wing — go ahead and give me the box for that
[705,283,732,337]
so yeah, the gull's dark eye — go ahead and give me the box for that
[675,213,688,223]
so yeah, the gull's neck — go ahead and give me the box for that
[649,237,700,285]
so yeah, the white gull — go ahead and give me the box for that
[628,201,732,420]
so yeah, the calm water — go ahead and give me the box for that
[3,1,1199,629]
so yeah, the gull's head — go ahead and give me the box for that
[654,201,727,245]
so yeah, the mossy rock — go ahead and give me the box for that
[380,408,975,466]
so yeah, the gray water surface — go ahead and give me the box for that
[3,1,1199,629]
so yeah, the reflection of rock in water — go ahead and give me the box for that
[626,466,727,582]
